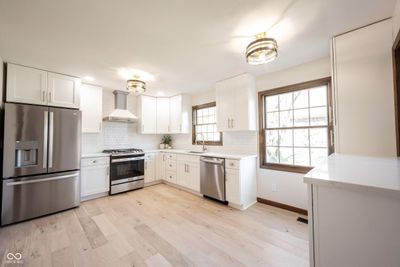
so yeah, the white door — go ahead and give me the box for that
[156,98,170,133]
[216,79,234,132]
[81,165,109,197]
[145,158,156,183]
[169,95,182,133]
[80,84,103,133]
[6,63,48,105]
[140,95,157,133]
[176,161,187,187]
[48,72,81,109]
[188,162,200,192]
[226,169,240,205]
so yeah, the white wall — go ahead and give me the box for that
[393,0,400,39]
[173,57,331,210]
[81,89,161,154]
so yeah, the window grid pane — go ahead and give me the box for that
[263,84,330,168]
[194,104,221,143]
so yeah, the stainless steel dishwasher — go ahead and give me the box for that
[200,156,225,201]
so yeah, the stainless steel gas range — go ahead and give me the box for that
[102,148,145,195]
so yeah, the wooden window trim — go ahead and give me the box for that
[192,101,223,146]
[258,77,334,174]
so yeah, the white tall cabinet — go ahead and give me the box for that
[216,73,256,131]
[169,94,191,133]
[80,84,103,133]
[156,98,170,133]
[6,63,81,109]
[332,19,396,157]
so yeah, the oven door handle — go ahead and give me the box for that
[111,157,145,163]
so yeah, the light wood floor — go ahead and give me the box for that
[0,184,309,267]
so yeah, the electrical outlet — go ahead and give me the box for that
[272,183,277,192]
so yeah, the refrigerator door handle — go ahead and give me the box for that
[5,173,78,186]
[48,111,54,169]
[43,111,48,169]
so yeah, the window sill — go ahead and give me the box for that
[260,163,313,174]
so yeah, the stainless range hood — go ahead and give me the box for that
[103,90,138,122]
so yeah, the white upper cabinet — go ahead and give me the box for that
[216,73,256,132]
[6,63,81,109]
[169,94,191,134]
[137,95,157,134]
[80,84,103,133]
[6,63,48,105]
[48,72,80,109]
[156,97,170,133]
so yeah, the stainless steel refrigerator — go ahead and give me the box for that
[1,103,81,225]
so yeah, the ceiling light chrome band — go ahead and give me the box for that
[246,37,278,65]
[127,79,146,93]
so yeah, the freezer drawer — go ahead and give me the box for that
[1,171,80,225]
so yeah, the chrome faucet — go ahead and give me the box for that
[200,133,207,152]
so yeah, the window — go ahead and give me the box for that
[258,78,334,173]
[192,102,223,145]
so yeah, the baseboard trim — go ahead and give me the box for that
[257,197,308,216]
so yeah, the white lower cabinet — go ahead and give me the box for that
[145,153,157,183]
[81,156,110,200]
[225,157,257,210]
[225,168,240,205]
[176,155,200,192]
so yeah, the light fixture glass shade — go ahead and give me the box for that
[126,79,146,94]
[246,34,278,65]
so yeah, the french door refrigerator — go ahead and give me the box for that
[1,103,81,225]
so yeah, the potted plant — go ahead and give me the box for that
[160,135,172,149]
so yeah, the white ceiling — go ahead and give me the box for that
[0,0,396,95]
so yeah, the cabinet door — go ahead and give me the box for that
[81,165,109,197]
[188,162,200,192]
[80,84,103,133]
[140,95,157,133]
[226,168,240,205]
[169,95,181,133]
[6,63,48,105]
[145,158,156,183]
[157,153,167,180]
[216,79,234,132]
[48,72,81,109]
[156,98,170,133]
[176,161,187,187]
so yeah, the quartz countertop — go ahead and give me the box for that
[304,153,400,194]
[81,153,110,158]
[144,149,257,160]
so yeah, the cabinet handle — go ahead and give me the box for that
[145,162,147,169]
[186,164,189,173]
[42,91,46,102]
[48,91,52,103]
[228,118,230,128]
[231,119,234,128]
[107,166,109,175]
[99,122,102,131]
[230,163,234,167]
[92,160,97,163]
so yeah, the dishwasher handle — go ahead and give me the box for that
[200,157,224,165]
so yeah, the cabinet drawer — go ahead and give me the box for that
[145,153,156,160]
[166,160,176,172]
[165,171,177,183]
[81,157,109,167]
[165,153,177,160]
[177,154,200,163]
[225,159,240,169]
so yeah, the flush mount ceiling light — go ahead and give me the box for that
[246,32,278,65]
[127,77,146,94]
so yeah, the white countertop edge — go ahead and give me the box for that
[144,149,257,159]
[303,153,400,195]
[81,153,110,158]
